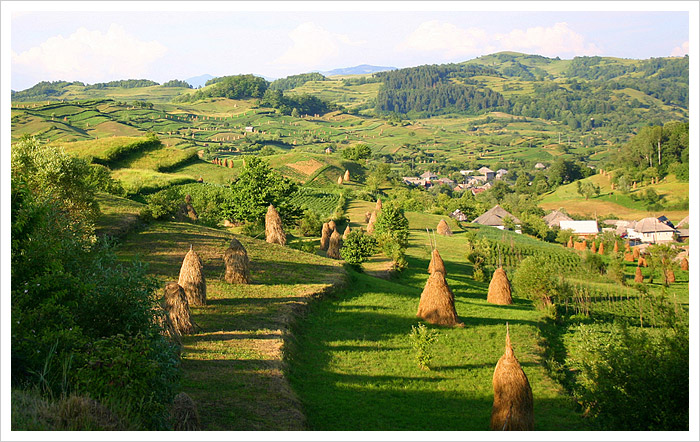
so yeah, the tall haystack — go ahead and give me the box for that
[613,241,619,253]
[567,237,573,248]
[581,240,587,251]
[367,211,377,234]
[666,269,676,284]
[375,198,383,212]
[265,204,286,245]
[320,222,331,251]
[598,242,605,255]
[326,229,342,259]
[632,247,640,259]
[337,176,344,185]
[163,282,194,335]
[343,225,351,240]
[428,248,446,275]
[487,268,513,305]
[343,169,350,182]
[590,241,597,252]
[634,266,644,283]
[625,242,631,252]
[171,392,201,431]
[328,220,337,231]
[178,248,206,306]
[223,237,250,284]
[364,212,372,223]
[681,257,689,271]
[624,252,634,262]
[491,325,534,431]
[637,256,647,267]
[416,271,464,327]
[436,219,453,236]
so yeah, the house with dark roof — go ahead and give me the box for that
[627,217,677,243]
[477,166,495,181]
[420,171,438,181]
[472,205,522,233]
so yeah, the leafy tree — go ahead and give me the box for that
[342,144,372,161]
[340,230,378,268]
[373,204,410,270]
[576,180,601,200]
[224,156,302,225]
[513,255,559,308]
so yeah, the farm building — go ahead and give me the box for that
[559,220,599,238]
[451,209,469,221]
[677,215,689,228]
[534,162,546,170]
[495,169,508,179]
[478,166,495,180]
[543,210,573,228]
[627,217,677,244]
[472,205,522,233]
[420,171,439,181]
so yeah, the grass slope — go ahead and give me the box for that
[116,221,346,430]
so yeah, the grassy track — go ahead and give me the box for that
[116,221,346,430]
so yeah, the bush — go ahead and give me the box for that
[409,323,439,370]
[513,255,559,307]
[582,251,607,274]
[373,204,410,270]
[295,210,323,237]
[340,230,378,267]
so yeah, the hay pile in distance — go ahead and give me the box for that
[343,225,351,240]
[265,204,286,245]
[364,211,372,223]
[343,169,350,182]
[320,222,331,251]
[491,324,534,431]
[428,248,446,275]
[223,237,250,284]
[666,269,676,284]
[487,268,513,305]
[337,176,344,185]
[375,198,383,212]
[567,237,573,248]
[613,241,619,253]
[681,257,689,271]
[326,229,342,259]
[598,242,604,255]
[328,220,337,231]
[416,271,464,327]
[367,211,377,234]
[171,392,201,431]
[436,219,453,236]
[590,241,597,252]
[163,282,194,335]
[633,247,640,260]
[178,247,206,306]
[634,266,644,283]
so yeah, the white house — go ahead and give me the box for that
[559,220,599,238]
[420,171,438,181]
[627,217,677,244]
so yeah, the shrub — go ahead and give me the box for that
[409,323,439,370]
[295,209,323,237]
[373,204,409,270]
[512,256,559,307]
[340,230,378,267]
[582,251,606,274]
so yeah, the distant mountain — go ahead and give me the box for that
[320,64,396,76]
[185,74,214,89]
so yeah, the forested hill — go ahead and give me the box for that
[374,52,688,133]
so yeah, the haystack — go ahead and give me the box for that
[681,257,689,271]
[632,247,640,260]
[343,225,351,240]
[598,242,604,255]
[567,237,573,248]
[666,269,676,284]
[428,248,446,275]
[223,237,250,284]
[320,222,331,251]
[436,219,453,236]
[491,325,534,431]
[375,198,383,212]
[613,241,619,253]
[163,282,194,335]
[265,204,286,245]
[625,242,631,252]
[590,241,597,252]
[416,271,463,327]
[364,212,372,223]
[337,176,344,185]
[487,268,513,305]
[367,211,377,234]
[624,252,634,262]
[343,169,350,182]
[178,248,206,306]
[638,256,647,267]
[634,266,644,283]
[326,229,342,259]
[328,220,337,231]
[171,392,201,431]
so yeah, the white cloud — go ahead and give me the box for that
[671,41,689,56]
[495,22,601,57]
[273,22,365,67]
[398,21,601,59]
[12,24,167,83]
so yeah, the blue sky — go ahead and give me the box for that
[6,2,693,90]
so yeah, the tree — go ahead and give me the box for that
[576,180,601,200]
[340,230,378,268]
[373,204,410,270]
[224,156,302,224]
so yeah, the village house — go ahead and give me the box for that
[627,217,677,244]
[477,166,495,181]
[543,210,573,228]
[495,169,509,179]
[472,205,522,233]
[534,162,546,170]
[420,171,439,181]
[559,220,599,238]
